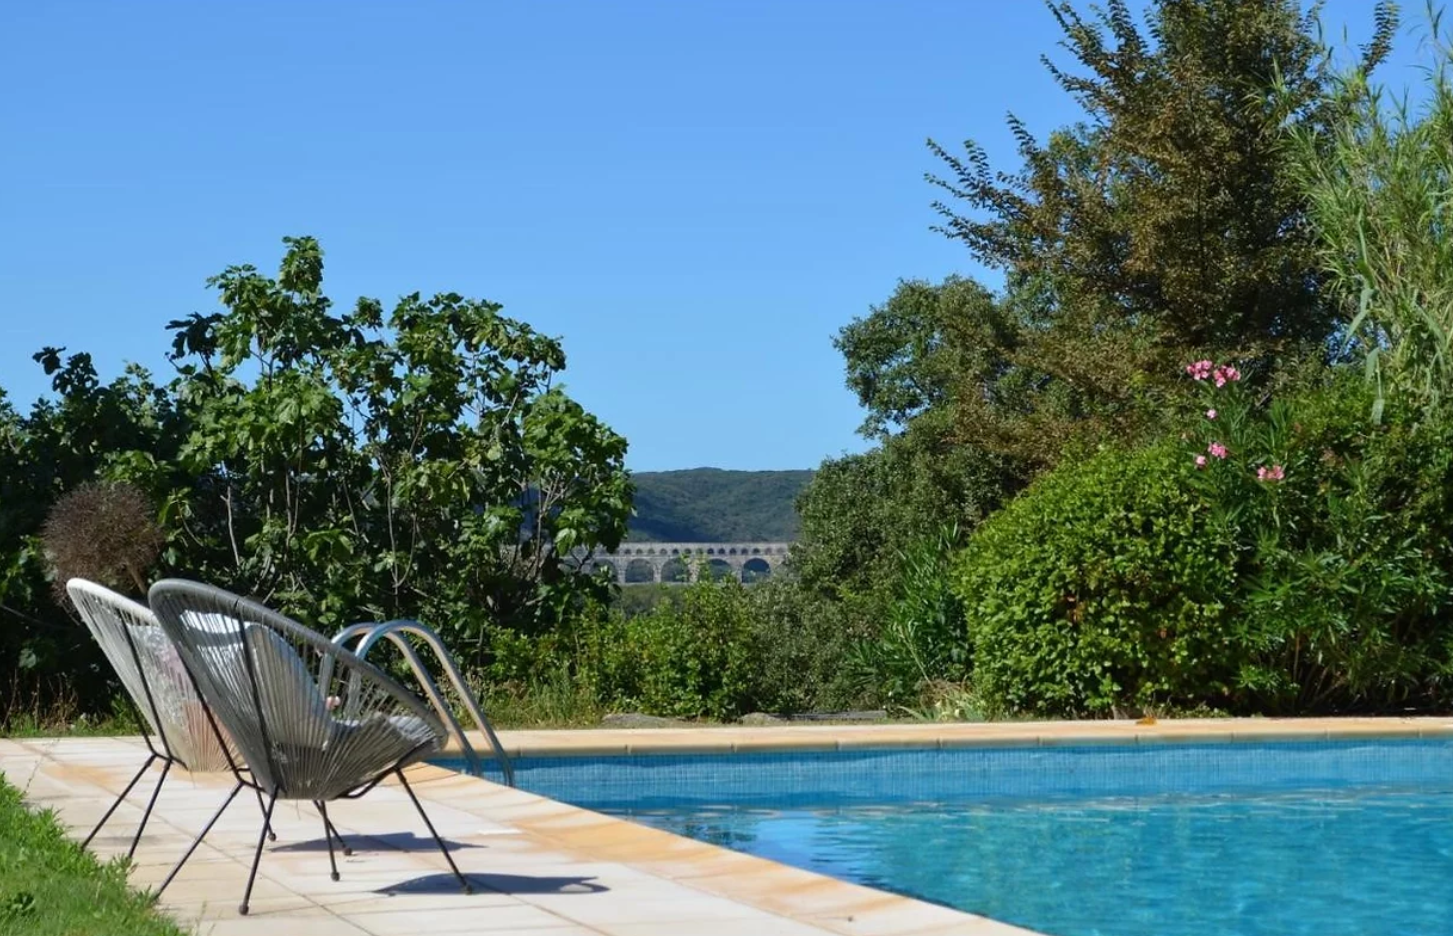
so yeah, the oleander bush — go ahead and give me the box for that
[953,368,1453,717]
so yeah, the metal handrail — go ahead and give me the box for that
[332,620,514,787]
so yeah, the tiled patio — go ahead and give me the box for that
[0,735,1031,936]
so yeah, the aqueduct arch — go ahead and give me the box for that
[571,542,793,585]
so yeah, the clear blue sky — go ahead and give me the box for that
[0,1,1423,471]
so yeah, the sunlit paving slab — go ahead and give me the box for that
[0,736,1033,936]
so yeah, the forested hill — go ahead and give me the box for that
[627,468,813,542]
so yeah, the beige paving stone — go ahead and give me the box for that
[609,921,840,936]
[168,892,318,921]
[348,903,591,934]
[319,889,522,914]
[687,867,898,918]
[733,735,841,754]
[526,890,774,927]
[644,843,780,883]
[199,910,372,936]
[800,899,1036,936]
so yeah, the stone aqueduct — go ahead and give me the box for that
[572,542,792,585]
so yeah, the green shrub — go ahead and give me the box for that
[475,574,870,723]
[955,368,1453,718]
[1199,375,1453,711]
[954,441,1240,717]
[742,578,871,714]
[579,579,758,720]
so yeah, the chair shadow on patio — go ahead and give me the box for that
[377,872,607,896]
[271,831,485,854]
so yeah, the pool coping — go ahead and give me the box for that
[453,715,1453,759]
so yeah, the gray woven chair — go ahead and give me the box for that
[65,579,266,858]
[147,579,470,914]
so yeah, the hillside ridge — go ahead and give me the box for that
[626,467,813,542]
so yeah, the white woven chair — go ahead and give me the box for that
[65,579,271,858]
[147,579,470,914]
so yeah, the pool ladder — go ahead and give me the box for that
[332,620,515,787]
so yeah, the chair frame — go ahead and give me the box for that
[147,579,471,914]
[65,580,277,860]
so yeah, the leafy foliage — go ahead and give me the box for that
[153,237,631,639]
[1292,20,1453,422]
[848,523,970,710]
[835,277,1005,440]
[954,369,1453,718]
[795,1,1401,680]
[955,441,1238,717]
[924,0,1398,466]
[486,573,869,720]
[793,426,1015,601]
[581,580,760,720]
[0,237,631,718]
[806,277,1025,603]
[1181,367,1453,711]
[0,360,179,712]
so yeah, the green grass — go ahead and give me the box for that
[0,774,186,936]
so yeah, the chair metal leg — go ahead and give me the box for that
[318,802,352,856]
[396,769,471,894]
[240,791,278,915]
[83,753,158,849]
[126,758,172,860]
[154,780,243,897]
[315,800,340,881]
[253,787,277,841]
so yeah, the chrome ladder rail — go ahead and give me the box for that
[332,620,514,787]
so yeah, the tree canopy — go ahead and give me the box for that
[917,0,1397,466]
[795,0,1401,629]
[0,237,632,714]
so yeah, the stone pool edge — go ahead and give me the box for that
[452,715,1453,760]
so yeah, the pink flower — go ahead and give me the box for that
[1185,359,1214,381]
[1206,408,1217,420]
[1212,364,1241,388]
[1194,455,1208,469]
[1256,464,1286,482]
[1207,442,1228,459]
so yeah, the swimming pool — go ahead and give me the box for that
[440,739,1453,936]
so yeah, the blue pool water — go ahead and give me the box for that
[441,740,1453,936]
